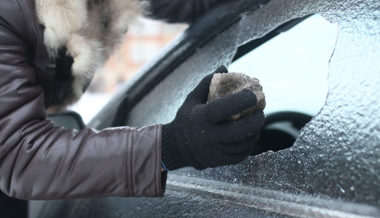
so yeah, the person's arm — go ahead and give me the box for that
[146,0,228,23]
[0,20,165,200]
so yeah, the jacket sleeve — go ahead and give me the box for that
[147,0,228,23]
[0,18,166,200]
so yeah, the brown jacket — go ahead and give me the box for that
[0,0,166,200]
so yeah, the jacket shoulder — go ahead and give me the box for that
[0,0,36,45]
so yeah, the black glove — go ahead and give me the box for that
[162,66,265,170]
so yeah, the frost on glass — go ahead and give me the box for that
[186,1,380,208]
[127,0,380,208]
[30,0,380,217]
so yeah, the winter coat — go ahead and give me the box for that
[0,0,222,200]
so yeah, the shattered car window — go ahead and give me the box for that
[230,15,337,116]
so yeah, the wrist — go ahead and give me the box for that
[161,122,188,170]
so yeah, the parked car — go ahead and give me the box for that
[30,0,380,217]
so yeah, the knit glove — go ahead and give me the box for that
[162,66,265,170]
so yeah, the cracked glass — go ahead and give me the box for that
[30,0,380,217]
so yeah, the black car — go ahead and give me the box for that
[30,0,380,217]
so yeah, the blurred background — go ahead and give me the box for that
[70,17,187,123]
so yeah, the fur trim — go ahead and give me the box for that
[35,0,147,111]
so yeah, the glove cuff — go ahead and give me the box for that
[162,122,189,170]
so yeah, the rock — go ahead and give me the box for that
[208,73,266,120]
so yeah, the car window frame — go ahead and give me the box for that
[82,0,380,217]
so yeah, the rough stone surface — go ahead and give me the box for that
[208,73,266,120]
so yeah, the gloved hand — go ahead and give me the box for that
[161,66,265,170]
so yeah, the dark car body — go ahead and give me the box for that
[29,0,380,217]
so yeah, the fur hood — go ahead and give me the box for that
[35,0,147,111]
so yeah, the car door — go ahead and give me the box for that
[30,0,380,217]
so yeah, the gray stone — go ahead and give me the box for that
[208,73,266,120]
